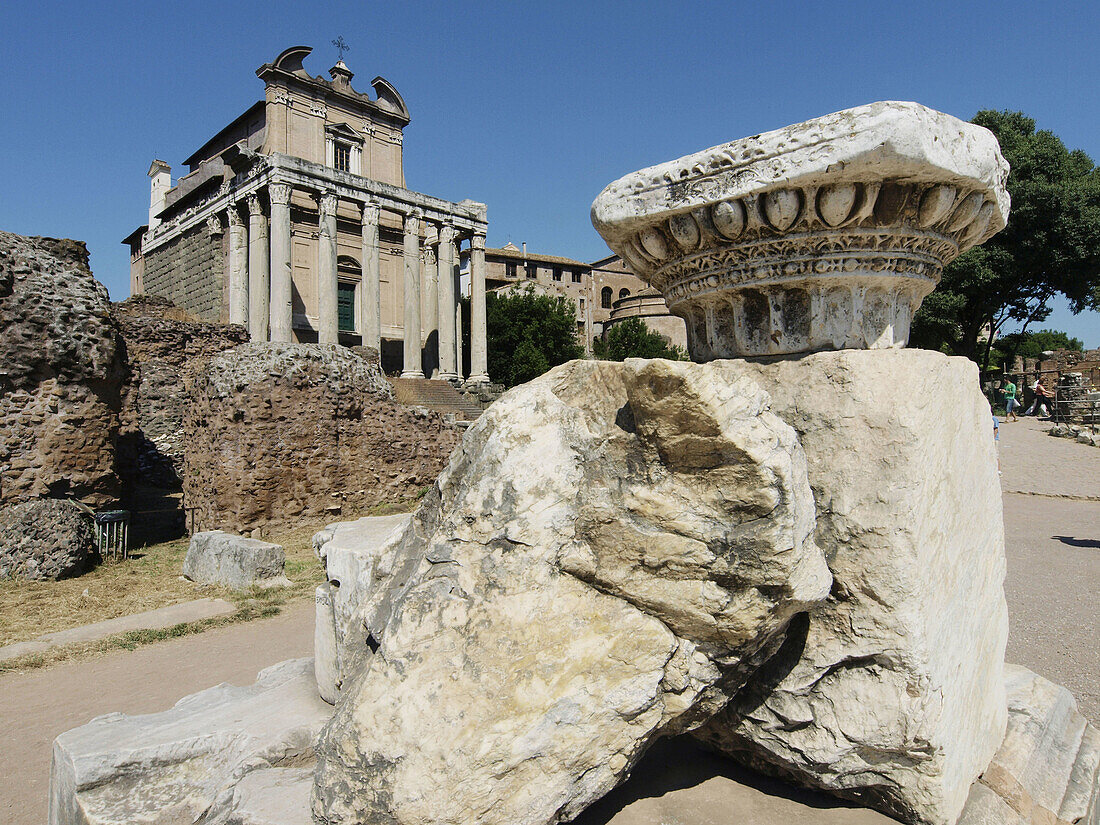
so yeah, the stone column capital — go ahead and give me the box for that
[246,192,264,216]
[404,210,421,233]
[226,203,244,227]
[439,223,457,243]
[471,233,486,251]
[319,191,338,217]
[269,183,292,205]
[361,200,381,223]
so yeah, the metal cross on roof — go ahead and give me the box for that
[332,36,350,62]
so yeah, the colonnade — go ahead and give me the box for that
[224,184,488,382]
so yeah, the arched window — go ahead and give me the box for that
[601,286,613,308]
[619,288,631,301]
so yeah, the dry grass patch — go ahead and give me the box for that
[0,499,419,656]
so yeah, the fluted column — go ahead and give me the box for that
[317,191,339,345]
[401,210,423,377]
[247,194,270,341]
[437,224,458,380]
[227,204,248,327]
[268,183,293,342]
[360,200,381,356]
[468,233,489,383]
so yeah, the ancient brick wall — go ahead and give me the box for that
[142,224,225,323]
[0,231,124,507]
[114,295,248,489]
[183,343,461,534]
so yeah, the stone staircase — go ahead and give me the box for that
[388,377,485,422]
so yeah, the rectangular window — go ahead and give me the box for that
[334,143,351,172]
[571,270,583,283]
[526,263,537,280]
[338,282,356,332]
[552,267,562,281]
[506,261,517,279]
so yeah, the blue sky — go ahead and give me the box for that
[1,0,1097,346]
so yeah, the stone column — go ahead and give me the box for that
[468,233,489,383]
[247,194,270,342]
[437,224,458,380]
[268,183,293,342]
[360,200,381,356]
[423,240,439,378]
[227,203,248,327]
[401,210,424,377]
[317,191,339,345]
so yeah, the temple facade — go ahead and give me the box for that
[123,46,489,381]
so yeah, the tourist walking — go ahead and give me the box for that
[1001,379,1019,421]
[1026,380,1052,417]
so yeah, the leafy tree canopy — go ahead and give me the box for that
[911,110,1100,370]
[486,287,584,387]
[593,317,687,361]
[989,328,1084,369]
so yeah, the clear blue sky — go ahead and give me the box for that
[1,0,1097,346]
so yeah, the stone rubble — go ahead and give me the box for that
[0,498,99,580]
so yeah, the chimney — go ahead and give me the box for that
[148,160,171,229]
[522,242,527,257]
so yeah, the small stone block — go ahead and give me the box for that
[182,530,288,590]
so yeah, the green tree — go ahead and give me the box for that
[911,110,1100,371]
[486,287,583,387]
[593,317,687,361]
[989,328,1084,368]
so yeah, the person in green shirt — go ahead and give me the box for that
[1001,380,1019,421]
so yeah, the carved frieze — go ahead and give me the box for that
[592,102,1011,358]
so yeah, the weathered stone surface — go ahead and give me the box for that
[113,294,247,489]
[312,513,413,703]
[49,658,331,825]
[312,358,832,825]
[694,349,1009,825]
[183,343,461,534]
[0,498,99,580]
[957,665,1100,825]
[0,230,124,506]
[222,767,313,825]
[183,530,289,590]
[591,102,1010,358]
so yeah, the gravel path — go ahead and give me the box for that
[0,416,1095,825]
[0,601,315,825]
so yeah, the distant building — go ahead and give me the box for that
[123,46,489,381]
[473,244,685,352]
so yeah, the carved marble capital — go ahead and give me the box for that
[269,183,292,206]
[206,214,223,236]
[361,200,380,224]
[319,191,338,217]
[404,210,421,235]
[439,223,457,244]
[226,204,244,228]
[470,234,486,251]
[592,101,1010,359]
[246,193,264,217]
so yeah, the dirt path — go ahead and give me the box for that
[0,601,315,825]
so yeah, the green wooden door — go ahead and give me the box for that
[338,283,356,332]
